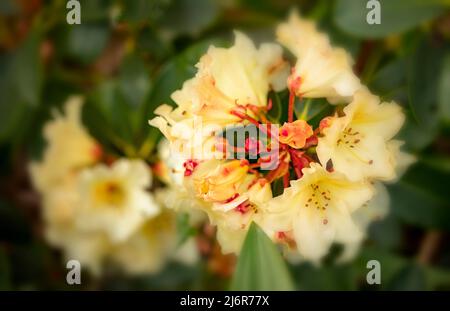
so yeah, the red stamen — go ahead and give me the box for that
[283,172,290,188]
[224,193,239,203]
[235,201,251,214]
[183,159,198,177]
[267,98,273,111]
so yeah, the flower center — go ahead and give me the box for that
[304,183,331,211]
[94,180,126,206]
[337,127,362,149]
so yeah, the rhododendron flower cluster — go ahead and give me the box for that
[150,12,411,262]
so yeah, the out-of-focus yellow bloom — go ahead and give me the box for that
[316,89,405,181]
[30,96,100,192]
[111,209,198,275]
[277,11,360,102]
[76,159,159,242]
[265,163,373,262]
[41,183,112,274]
[46,224,111,275]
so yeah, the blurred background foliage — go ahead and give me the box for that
[1,0,450,290]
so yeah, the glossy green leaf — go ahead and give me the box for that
[160,0,219,36]
[230,223,295,291]
[400,38,444,150]
[295,98,330,122]
[387,264,426,290]
[120,0,170,24]
[176,213,197,247]
[87,81,136,153]
[369,58,407,98]
[63,22,110,64]
[293,262,357,290]
[118,54,151,109]
[0,32,42,142]
[388,161,450,230]
[357,246,450,290]
[12,30,43,107]
[334,0,447,38]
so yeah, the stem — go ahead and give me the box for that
[288,91,295,123]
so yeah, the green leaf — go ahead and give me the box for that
[230,223,295,291]
[439,52,450,125]
[160,0,219,36]
[369,58,407,98]
[408,38,444,128]
[12,30,43,107]
[118,54,151,109]
[388,161,450,230]
[334,0,447,39]
[0,53,28,143]
[87,81,136,153]
[0,28,43,142]
[176,213,196,247]
[368,215,402,251]
[400,38,444,151]
[295,98,330,122]
[79,0,111,22]
[292,262,357,290]
[357,246,450,290]
[120,0,170,24]
[62,22,110,64]
[387,264,426,290]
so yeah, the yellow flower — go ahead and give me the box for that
[111,209,198,275]
[212,179,273,254]
[265,163,374,262]
[316,89,405,181]
[386,140,417,182]
[277,11,360,102]
[41,183,112,274]
[45,224,111,275]
[150,32,287,158]
[30,96,100,192]
[189,159,250,203]
[76,159,160,242]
